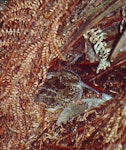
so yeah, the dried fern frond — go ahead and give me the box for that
[83,28,111,73]
[0,0,73,148]
[0,0,126,149]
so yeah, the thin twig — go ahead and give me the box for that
[89,57,126,82]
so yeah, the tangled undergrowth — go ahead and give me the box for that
[0,0,126,149]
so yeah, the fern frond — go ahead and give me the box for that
[83,28,111,73]
[0,28,20,37]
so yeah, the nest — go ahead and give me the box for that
[0,0,126,149]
